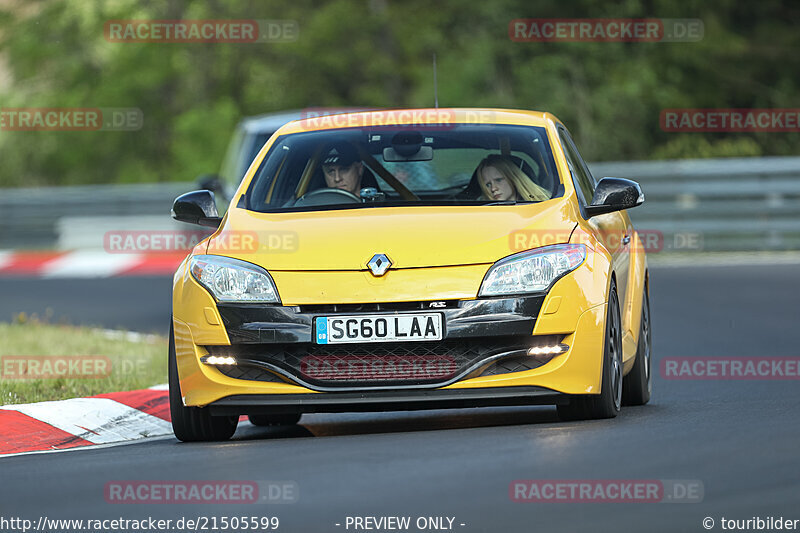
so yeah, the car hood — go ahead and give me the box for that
[206,200,577,271]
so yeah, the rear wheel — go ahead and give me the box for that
[622,278,652,406]
[557,280,623,421]
[169,323,238,442]
[248,413,302,426]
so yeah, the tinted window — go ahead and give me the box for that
[244,124,563,213]
[559,129,595,204]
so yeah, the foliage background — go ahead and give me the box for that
[0,0,798,187]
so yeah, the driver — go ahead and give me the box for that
[321,143,364,197]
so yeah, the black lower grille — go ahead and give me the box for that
[478,356,544,376]
[207,336,535,388]
[217,365,286,383]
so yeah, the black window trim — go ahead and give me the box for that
[241,124,563,213]
[556,125,596,220]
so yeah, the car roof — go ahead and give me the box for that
[277,108,558,135]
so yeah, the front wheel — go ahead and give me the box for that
[169,322,238,442]
[622,278,652,406]
[557,280,623,421]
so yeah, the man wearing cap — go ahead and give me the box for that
[321,143,365,197]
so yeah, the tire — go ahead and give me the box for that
[169,322,238,442]
[557,280,623,421]
[248,413,302,426]
[622,278,652,406]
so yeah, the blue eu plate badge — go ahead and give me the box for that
[316,318,328,344]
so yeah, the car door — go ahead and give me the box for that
[557,127,631,308]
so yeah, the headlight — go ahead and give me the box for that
[189,255,280,303]
[479,244,586,297]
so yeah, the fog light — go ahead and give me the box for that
[527,344,569,357]
[204,355,236,366]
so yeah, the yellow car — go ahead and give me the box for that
[169,108,650,441]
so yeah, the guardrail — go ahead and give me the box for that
[1,156,799,251]
[0,182,195,249]
[590,156,800,252]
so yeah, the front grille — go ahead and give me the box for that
[478,356,544,376]
[207,336,534,389]
[217,365,286,383]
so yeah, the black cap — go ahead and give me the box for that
[321,143,360,166]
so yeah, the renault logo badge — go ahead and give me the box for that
[367,254,392,276]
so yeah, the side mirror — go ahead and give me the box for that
[171,190,222,228]
[584,177,644,218]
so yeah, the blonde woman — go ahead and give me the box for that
[476,155,551,202]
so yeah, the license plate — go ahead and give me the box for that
[315,314,443,344]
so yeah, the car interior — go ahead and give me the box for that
[245,125,564,212]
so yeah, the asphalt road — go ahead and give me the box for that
[1,263,799,532]
[0,276,172,334]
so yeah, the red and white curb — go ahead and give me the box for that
[0,384,172,457]
[0,251,186,278]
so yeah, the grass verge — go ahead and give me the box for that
[0,320,167,406]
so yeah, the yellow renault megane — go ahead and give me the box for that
[169,108,651,441]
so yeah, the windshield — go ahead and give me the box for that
[243,124,562,213]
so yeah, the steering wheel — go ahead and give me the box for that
[293,187,361,207]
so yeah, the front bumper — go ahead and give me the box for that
[172,258,611,408]
[208,386,566,416]
[217,296,544,344]
[206,295,558,392]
